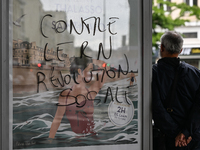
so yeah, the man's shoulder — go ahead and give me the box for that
[152,64,158,71]
[181,62,200,79]
[181,61,200,73]
[152,63,165,74]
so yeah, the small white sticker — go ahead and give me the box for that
[108,96,134,127]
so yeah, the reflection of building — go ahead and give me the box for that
[39,11,76,57]
[13,40,70,68]
[154,0,200,69]
[13,0,76,58]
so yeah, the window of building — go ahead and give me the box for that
[182,32,198,38]
[158,0,171,12]
[193,0,198,6]
[185,0,198,6]
[185,0,190,5]
[166,0,171,11]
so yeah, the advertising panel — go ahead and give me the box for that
[12,0,142,149]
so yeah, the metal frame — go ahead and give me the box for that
[0,0,13,149]
[0,0,152,149]
[142,0,152,149]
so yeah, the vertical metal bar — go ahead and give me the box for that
[142,0,152,149]
[0,0,12,149]
[103,0,106,48]
[0,0,2,147]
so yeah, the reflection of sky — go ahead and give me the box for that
[40,0,130,50]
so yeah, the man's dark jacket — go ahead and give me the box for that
[152,57,200,140]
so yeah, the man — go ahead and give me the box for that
[152,31,200,150]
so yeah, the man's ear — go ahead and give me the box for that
[179,48,183,54]
[160,44,165,52]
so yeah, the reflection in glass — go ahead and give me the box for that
[12,0,140,149]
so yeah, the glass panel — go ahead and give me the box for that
[12,0,142,149]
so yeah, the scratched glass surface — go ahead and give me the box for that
[13,0,140,149]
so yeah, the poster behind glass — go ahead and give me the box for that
[12,0,141,149]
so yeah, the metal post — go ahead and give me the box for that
[0,0,13,149]
[142,0,152,149]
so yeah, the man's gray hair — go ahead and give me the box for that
[160,31,183,54]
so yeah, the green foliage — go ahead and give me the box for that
[152,32,163,48]
[152,0,200,47]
